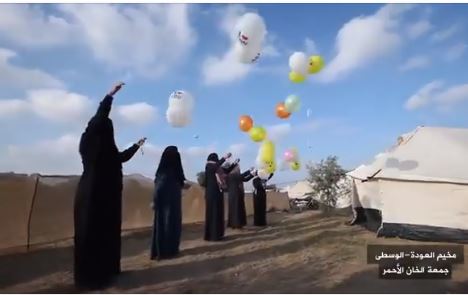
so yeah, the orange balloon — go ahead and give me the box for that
[239,115,253,132]
[276,103,291,119]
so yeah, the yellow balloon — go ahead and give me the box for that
[260,140,275,162]
[266,163,276,174]
[308,55,325,74]
[291,161,301,171]
[289,71,306,83]
[249,126,266,142]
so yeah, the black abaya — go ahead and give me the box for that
[204,155,232,241]
[74,94,139,289]
[151,172,183,260]
[252,173,274,227]
[227,169,254,229]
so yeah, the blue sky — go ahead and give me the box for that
[0,3,467,185]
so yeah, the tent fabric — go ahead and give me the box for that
[378,223,468,243]
[348,126,468,243]
[379,180,468,231]
[375,127,468,184]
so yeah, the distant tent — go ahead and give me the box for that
[286,180,351,209]
[348,126,468,243]
[286,181,314,199]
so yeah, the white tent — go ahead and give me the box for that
[348,126,468,242]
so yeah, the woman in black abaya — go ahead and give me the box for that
[204,152,232,241]
[151,146,186,260]
[252,172,274,226]
[227,163,255,229]
[74,82,146,290]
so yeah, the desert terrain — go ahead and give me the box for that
[0,211,467,294]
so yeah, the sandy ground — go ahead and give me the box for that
[0,211,467,294]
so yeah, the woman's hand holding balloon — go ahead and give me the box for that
[108,81,125,97]
[137,137,147,147]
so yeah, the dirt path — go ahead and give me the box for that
[1,211,467,293]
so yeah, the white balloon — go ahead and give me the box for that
[236,13,266,48]
[166,90,194,127]
[234,42,261,64]
[257,169,270,180]
[289,52,308,76]
[168,90,194,110]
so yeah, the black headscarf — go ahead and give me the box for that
[156,146,185,184]
[207,153,219,162]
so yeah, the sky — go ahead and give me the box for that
[0,3,467,185]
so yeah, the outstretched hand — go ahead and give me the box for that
[137,137,147,147]
[224,152,232,159]
[108,81,125,96]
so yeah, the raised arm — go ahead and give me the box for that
[241,169,254,182]
[267,173,274,181]
[214,152,232,169]
[94,82,125,119]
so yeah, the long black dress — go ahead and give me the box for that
[252,173,274,226]
[74,94,140,289]
[204,154,232,241]
[151,172,184,259]
[227,169,254,229]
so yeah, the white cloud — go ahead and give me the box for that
[0,4,197,79]
[27,89,93,123]
[262,44,280,57]
[430,24,460,43]
[405,80,444,110]
[404,80,468,111]
[434,83,468,106]
[317,4,413,83]
[267,123,292,142]
[59,4,194,79]
[0,4,73,48]
[202,48,251,85]
[184,144,217,158]
[399,55,431,71]
[444,43,467,62]
[407,19,432,39]
[0,89,92,123]
[1,134,82,175]
[304,38,319,54]
[0,99,28,117]
[227,143,248,159]
[0,88,156,127]
[116,102,158,125]
[0,48,65,90]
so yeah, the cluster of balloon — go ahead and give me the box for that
[166,90,194,127]
[249,126,266,142]
[275,95,301,119]
[238,115,267,143]
[283,148,301,171]
[288,51,325,83]
[256,139,277,176]
[234,13,267,64]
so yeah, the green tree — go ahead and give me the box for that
[306,156,346,209]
